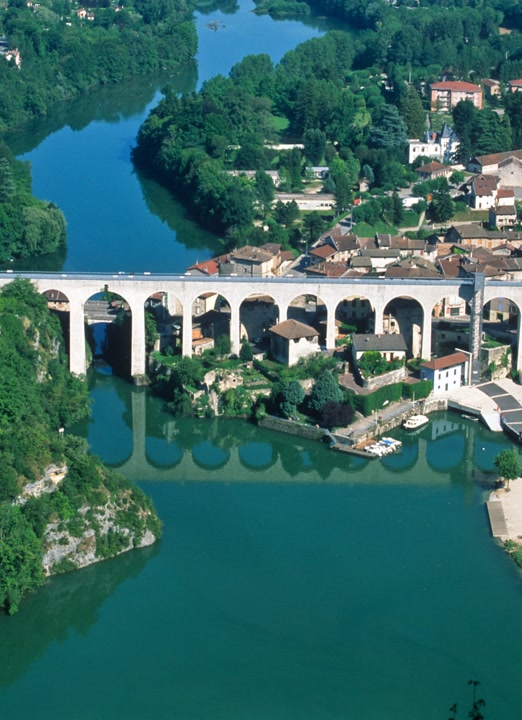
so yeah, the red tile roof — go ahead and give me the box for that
[431,81,481,92]
[421,352,469,371]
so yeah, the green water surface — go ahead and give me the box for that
[2,372,522,720]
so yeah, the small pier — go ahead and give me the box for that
[487,500,508,540]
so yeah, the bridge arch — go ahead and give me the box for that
[383,295,426,359]
[239,293,279,345]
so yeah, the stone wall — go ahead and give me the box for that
[258,415,326,441]
[481,344,511,381]
[361,366,406,391]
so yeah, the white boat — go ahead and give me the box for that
[403,414,429,431]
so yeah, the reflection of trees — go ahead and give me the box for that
[135,170,224,255]
[10,244,67,273]
[0,544,157,688]
[6,71,194,157]
[197,0,240,15]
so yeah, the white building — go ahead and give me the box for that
[269,319,320,366]
[408,123,459,164]
[420,352,470,394]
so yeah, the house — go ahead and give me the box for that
[269,319,320,366]
[482,78,501,98]
[304,261,350,278]
[444,224,522,249]
[468,149,522,175]
[351,333,408,363]
[415,161,452,182]
[408,123,459,164]
[489,205,518,229]
[185,259,220,276]
[193,292,220,316]
[430,81,482,111]
[307,166,330,179]
[309,232,360,264]
[420,352,470,394]
[507,79,522,93]
[468,174,499,209]
[221,245,275,277]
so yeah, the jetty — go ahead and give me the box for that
[487,481,522,541]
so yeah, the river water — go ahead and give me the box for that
[2,2,522,718]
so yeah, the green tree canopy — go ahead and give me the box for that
[494,449,521,488]
[280,379,305,418]
[309,369,343,414]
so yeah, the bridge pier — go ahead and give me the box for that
[69,297,87,376]
[130,299,146,380]
[230,300,241,355]
[469,272,485,385]
[182,302,192,357]
[421,305,432,361]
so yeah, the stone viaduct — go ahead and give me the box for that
[1,271,521,383]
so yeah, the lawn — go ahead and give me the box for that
[400,210,421,228]
[352,220,398,237]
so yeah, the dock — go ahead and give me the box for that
[486,499,509,540]
[487,480,522,541]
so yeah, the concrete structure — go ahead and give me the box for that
[430,81,482,111]
[273,193,334,211]
[3,271,522,383]
[420,352,470,394]
[269,319,320,366]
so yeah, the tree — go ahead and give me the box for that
[274,200,300,227]
[0,504,45,614]
[369,105,408,152]
[302,211,325,246]
[494,449,521,489]
[239,338,253,362]
[320,401,354,429]
[254,170,274,219]
[280,379,305,418]
[430,190,454,223]
[215,333,231,358]
[304,128,326,166]
[309,369,343,415]
[144,309,159,353]
[399,87,425,139]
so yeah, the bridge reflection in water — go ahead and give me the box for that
[108,389,509,487]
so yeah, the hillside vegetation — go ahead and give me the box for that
[0,278,162,615]
[0,0,198,131]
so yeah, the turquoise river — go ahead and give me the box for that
[2,1,522,718]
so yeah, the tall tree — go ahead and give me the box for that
[494,449,521,489]
[309,369,343,414]
[304,128,327,166]
[369,105,408,152]
[399,87,425,140]
[254,170,275,219]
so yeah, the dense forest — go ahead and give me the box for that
[0,0,198,131]
[0,141,66,261]
[133,0,522,244]
[0,279,162,614]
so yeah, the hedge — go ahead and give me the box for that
[351,380,433,416]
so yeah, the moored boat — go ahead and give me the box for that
[403,414,429,431]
